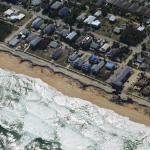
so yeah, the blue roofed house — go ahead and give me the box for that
[44,24,55,35]
[58,7,70,18]
[105,62,116,70]
[89,55,99,64]
[82,63,92,74]
[51,49,62,60]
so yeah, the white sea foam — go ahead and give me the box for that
[0,69,150,150]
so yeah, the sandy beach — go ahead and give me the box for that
[0,52,150,126]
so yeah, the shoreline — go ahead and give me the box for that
[0,51,150,126]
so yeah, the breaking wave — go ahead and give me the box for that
[0,69,150,150]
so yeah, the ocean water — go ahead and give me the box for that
[0,69,150,150]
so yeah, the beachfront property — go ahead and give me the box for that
[0,2,150,149]
[0,0,149,102]
[111,66,132,90]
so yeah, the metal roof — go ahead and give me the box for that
[84,15,96,25]
[50,1,63,10]
[66,31,77,40]
[30,36,42,47]
[112,66,132,87]
[9,37,20,47]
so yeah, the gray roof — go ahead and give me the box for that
[90,41,100,50]
[84,15,96,25]
[76,13,86,21]
[44,24,55,35]
[91,60,105,73]
[50,1,63,10]
[32,0,41,6]
[106,0,150,17]
[66,31,77,40]
[32,17,42,27]
[49,41,59,48]
[112,66,132,87]
[59,29,70,37]
[30,36,42,47]
[96,0,106,6]
[9,37,20,47]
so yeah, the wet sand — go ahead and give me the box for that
[0,52,150,126]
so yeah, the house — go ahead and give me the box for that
[19,29,30,39]
[58,7,70,18]
[26,34,37,43]
[82,63,92,74]
[31,0,41,6]
[142,86,150,97]
[106,48,121,58]
[91,20,101,29]
[76,35,93,50]
[84,15,96,25]
[50,1,63,11]
[51,49,62,60]
[113,27,122,34]
[9,37,20,48]
[105,62,116,70]
[108,15,116,23]
[72,58,84,70]
[17,13,25,20]
[4,9,14,16]
[66,31,78,41]
[137,25,145,31]
[90,41,100,51]
[68,52,79,62]
[111,66,132,89]
[59,29,70,38]
[76,13,87,22]
[32,17,43,30]
[91,60,105,75]
[44,24,55,35]
[96,0,106,6]
[89,55,99,64]
[99,43,110,53]
[136,54,145,64]
[30,36,42,50]
[94,10,102,17]
[49,41,59,49]
[9,13,25,22]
